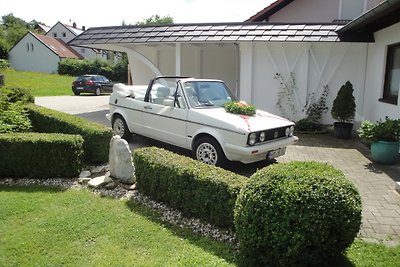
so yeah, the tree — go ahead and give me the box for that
[135,15,174,25]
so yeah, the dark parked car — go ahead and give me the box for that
[72,74,113,96]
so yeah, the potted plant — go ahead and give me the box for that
[358,117,400,165]
[331,81,356,139]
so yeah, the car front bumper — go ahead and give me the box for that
[224,136,299,164]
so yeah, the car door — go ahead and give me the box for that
[141,84,189,148]
[100,76,113,92]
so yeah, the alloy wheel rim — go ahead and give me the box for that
[196,143,218,165]
[113,119,125,136]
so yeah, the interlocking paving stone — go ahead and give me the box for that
[279,133,400,245]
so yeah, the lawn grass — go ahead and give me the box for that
[0,185,236,267]
[1,69,74,96]
[0,185,399,267]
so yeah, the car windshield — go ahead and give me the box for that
[183,80,237,108]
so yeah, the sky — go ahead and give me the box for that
[0,0,274,28]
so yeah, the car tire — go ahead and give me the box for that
[112,115,131,141]
[193,137,228,167]
[73,90,80,96]
[95,87,101,96]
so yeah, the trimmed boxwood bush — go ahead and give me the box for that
[133,147,247,228]
[234,161,362,267]
[25,104,112,164]
[0,86,34,133]
[0,133,83,178]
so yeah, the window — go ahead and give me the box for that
[382,43,400,105]
[30,43,34,52]
[53,33,57,37]
[62,32,66,37]
[27,43,30,52]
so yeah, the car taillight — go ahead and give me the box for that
[84,80,94,85]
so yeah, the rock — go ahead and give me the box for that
[88,175,112,188]
[109,135,135,184]
[79,170,91,178]
[122,183,136,190]
[91,165,109,174]
[104,181,118,190]
[77,177,92,185]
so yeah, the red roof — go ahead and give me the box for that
[246,0,295,22]
[32,32,83,59]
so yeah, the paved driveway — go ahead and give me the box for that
[35,96,400,245]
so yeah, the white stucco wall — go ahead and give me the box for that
[269,0,340,23]
[129,43,238,91]
[240,41,368,124]
[269,0,382,23]
[363,22,400,122]
[8,33,60,73]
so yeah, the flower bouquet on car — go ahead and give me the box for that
[223,101,256,116]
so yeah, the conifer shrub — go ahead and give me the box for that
[234,161,362,267]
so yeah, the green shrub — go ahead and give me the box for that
[295,117,322,132]
[58,58,126,83]
[0,59,9,69]
[0,133,83,178]
[234,161,362,267]
[133,147,247,228]
[25,104,113,164]
[0,87,33,133]
[0,86,35,104]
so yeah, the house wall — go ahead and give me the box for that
[47,23,77,43]
[363,22,400,122]
[8,33,60,73]
[269,0,382,22]
[239,41,368,124]
[47,22,106,60]
[129,43,238,91]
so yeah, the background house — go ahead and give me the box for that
[247,0,384,23]
[69,0,400,126]
[46,21,107,60]
[8,31,82,73]
[8,21,111,73]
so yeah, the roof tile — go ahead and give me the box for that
[69,22,343,46]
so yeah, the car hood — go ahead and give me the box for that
[189,107,294,133]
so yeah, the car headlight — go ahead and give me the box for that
[285,127,290,136]
[248,133,257,146]
[259,132,266,142]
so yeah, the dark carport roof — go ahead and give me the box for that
[69,22,346,47]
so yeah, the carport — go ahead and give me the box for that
[69,22,366,123]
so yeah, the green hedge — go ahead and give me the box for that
[0,133,83,178]
[133,147,247,228]
[25,104,112,164]
[234,161,362,267]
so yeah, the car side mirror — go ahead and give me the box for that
[163,98,175,107]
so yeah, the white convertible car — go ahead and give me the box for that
[107,76,298,166]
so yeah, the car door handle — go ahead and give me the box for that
[144,105,152,110]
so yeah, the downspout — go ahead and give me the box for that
[234,43,240,98]
[360,43,369,123]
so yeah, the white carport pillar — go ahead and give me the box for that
[175,43,182,76]
[239,43,253,103]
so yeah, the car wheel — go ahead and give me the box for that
[112,115,131,141]
[95,87,101,96]
[73,90,80,96]
[193,137,228,167]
